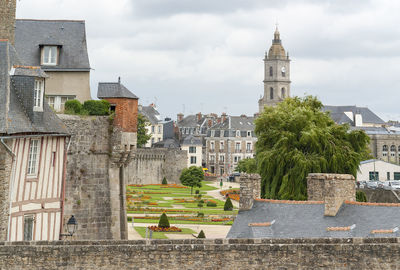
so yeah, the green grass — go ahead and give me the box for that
[132,219,233,225]
[134,227,197,239]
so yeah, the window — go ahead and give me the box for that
[394,172,400,180]
[46,95,75,112]
[210,142,215,150]
[369,171,379,181]
[24,215,34,241]
[189,146,196,153]
[247,131,251,137]
[390,145,396,157]
[281,88,285,98]
[151,126,155,133]
[382,145,388,157]
[42,46,57,65]
[387,172,390,180]
[27,139,40,176]
[158,138,161,142]
[210,155,215,162]
[158,126,161,134]
[234,156,241,163]
[190,156,197,164]
[220,141,224,150]
[236,130,240,137]
[220,167,224,175]
[34,79,44,110]
[211,130,215,137]
[269,66,273,76]
[219,155,224,162]
[246,142,251,152]
[281,67,286,77]
[151,138,155,144]
[270,87,274,100]
[235,142,241,151]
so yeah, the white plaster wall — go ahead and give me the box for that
[357,160,400,181]
[182,145,202,167]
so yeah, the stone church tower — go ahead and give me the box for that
[259,27,291,113]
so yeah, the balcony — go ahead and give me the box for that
[219,149,225,153]
[246,149,252,153]
[209,149,215,153]
[235,149,241,153]
[218,160,225,165]
[209,161,215,165]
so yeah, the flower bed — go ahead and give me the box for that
[148,226,182,232]
[211,218,231,222]
[128,208,192,213]
[228,194,240,201]
[220,189,240,201]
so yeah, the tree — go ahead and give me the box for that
[236,158,257,173]
[158,213,170,228]
[179,166,204,194]
[224,197,233,211]
[356,191,367,202]
[197,230,206,238]
[162,177,168,185]
[137,113,152,148]
[255,96,371,200]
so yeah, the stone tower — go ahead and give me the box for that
[259,27,291,112]
[0,0,16,45]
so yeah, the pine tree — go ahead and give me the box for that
[255,96,371,200]
[197,230,206,238]
[162,177,167,185]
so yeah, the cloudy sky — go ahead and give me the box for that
[17,0,400,120]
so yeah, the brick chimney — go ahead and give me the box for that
[196,112,202,122]
[307,173,355,216]
[221,112,227,122]
[239,174,261,211]
[0,0,16,45]
[177,113,184,122]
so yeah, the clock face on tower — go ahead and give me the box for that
[281,66,286,73]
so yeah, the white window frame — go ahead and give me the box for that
[210,141,215,150]
[42,46,58,66]
[24,215,35,241]
[190,156,197,164]
[34,79,44,111]
[189,146,196,154]
[219,155,225,162]
[27,139,40,178]
[46,95,75,112]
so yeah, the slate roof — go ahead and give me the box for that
[0,41,67,135]
[207,116,255,137]
[322,105,385,125]
[14,19,90,71]
[349,126,400,135]
[97,82,138,100]
[152,138,180,149]
[181,135,202,146]
[177,115,203,128]
[139,105,160,125]
[227,199,400,238]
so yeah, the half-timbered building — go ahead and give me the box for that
[0,40,68,241]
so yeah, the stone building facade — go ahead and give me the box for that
[205,115,257,175]
[259,28,291,112]
[369,133,400,165]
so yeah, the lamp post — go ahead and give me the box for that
[60,215,78,239]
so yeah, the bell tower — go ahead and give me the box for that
[0,0,16,45]
[259,27,291,113]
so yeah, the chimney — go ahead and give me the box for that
[208,119,212,128]
[221,112,227,122]
[177,113,184,122]
[196,112,202,122]
[0,0,16,45]
[307,173,355,216]
[239,174,261,211]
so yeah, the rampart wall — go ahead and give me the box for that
[0,238,398,269]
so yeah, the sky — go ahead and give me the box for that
[16,0,400,121]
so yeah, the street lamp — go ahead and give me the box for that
[61,215,78,238]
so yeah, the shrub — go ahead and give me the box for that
[195,189,200,194]
[356,190,367,202]
[199,199,204,204]
[83,100,110,115]
[197,212,204,218]
[158,213,170,228]
[162,177,168,185]
[206,201,217,207]
[197,202,204,208]
[197,230,206,238]
[65,99,82,114]
[224,197,234,211]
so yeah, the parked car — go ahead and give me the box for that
[366,181,378,189]
[390,181,400,190]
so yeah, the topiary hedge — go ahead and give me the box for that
[158,213,170,228]
[206,201,217,207]
[224,197,233,211]
[162,177,168,185]
[356,190,367,202]
[197,230,206,238]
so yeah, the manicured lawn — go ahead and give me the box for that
[132,219,233,226]
[134,227,197,239]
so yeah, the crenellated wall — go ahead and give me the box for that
[0,238,400,269]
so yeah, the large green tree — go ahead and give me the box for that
[137,113,152,148]
[236,158,257,173]
[255,96,371,200]
[179,166,204,194]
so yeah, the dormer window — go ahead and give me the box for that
[42,46,58,65]
[34,78,44,111]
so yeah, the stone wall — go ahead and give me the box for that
[0,0,16,44]
[0,238,400,269]
[360,188,400,203]
[0,141,13,241]
[125,148,187,185]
